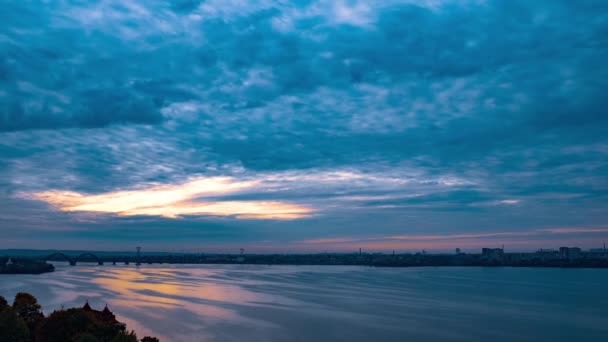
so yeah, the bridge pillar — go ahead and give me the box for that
[69,261,76,266]
[98,261,104,265]
[112,261,116,265]
[124,261,130,265]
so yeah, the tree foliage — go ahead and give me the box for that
[110,331,138,342]
[12,292,44,331]
[0,295,8,310]
[0,306,31,342]
[141,337,160,342]
[0,293,159,342]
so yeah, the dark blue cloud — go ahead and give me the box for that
[0,0,607,250]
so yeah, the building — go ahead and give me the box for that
[569,247,582,259]
[559,247,582,259]
[536,249,559,260]
[482,248,504,261]
[590,244,607,255]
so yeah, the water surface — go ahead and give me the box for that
[1,264,607,341]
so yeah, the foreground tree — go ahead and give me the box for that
[36,307,126,342]
[0,294,159,341]
[0,295,8,310]
[0,305,31,342]
[110,331,138,342]
[12,292,44,332]
[141,337,160,342]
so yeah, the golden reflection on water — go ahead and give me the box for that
[96,275,181,308]
[91,267,261,320]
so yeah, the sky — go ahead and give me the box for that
[1,0,607,253]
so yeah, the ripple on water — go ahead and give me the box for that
[1,265,608,342]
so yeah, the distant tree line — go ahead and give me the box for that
[0,257,54,274]
[0,293,159,342]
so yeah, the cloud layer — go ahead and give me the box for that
[1,0,607,251]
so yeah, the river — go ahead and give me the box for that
[1,264,607,341]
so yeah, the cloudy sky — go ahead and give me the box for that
[1,0,607,253]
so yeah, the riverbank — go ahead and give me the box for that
[6,250,608,270]
[49,252,608,268]
[0,258,54,275]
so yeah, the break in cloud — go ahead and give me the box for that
[27,177,312,219]
[0,0,607,252]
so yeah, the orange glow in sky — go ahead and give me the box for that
[28,176,313,220]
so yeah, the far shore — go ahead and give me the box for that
[3,249,608,273]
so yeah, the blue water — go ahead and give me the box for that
[1,264,607,341]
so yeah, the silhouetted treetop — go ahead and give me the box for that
[0,293,159,342]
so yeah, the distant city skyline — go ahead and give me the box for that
[1,0,607,251]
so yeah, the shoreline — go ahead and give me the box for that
[4,252,608,274]
[5,262,608,273]
[0,257,55,275]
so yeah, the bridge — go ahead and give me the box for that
[45,252,104,266]
[42,252,147,266]
[22,249,221,266]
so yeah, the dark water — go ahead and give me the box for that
[1,264,607,341]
